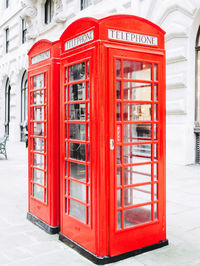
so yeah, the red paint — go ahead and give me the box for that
[60,14,166,257]
[28,40,60,228]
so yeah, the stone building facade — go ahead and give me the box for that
[1,0,200,165]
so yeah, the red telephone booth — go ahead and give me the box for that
[59,15,168,263]
[27,40,60,233]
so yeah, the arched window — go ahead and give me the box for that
[5,78,11,136]
[81,0,92,10]
[45,0,54,24]
[195,28,200,163]
[20,71,28,141]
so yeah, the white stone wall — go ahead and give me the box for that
[0,0,200,164]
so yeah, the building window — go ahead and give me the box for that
[5,28,9,53]
[20,71,28,141]
[22,19,27,44]
[6,0,9,8]
[45,0,54,24]
[81,0,92,10]
[5,78,11,136]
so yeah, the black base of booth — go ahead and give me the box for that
[59,233,168,265]
[27,212,60,234]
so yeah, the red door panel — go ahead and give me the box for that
[60,48,97,254]
[108,48,166,256]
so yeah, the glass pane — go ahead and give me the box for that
[117,211,122,230]
[65,161,68,176]
[69,123,85,140]
[33,74,44,89]
[33,90,45,105]
[116,103,121,121]
[87,103,90,120]
[124,144,152,164]
[117,146,121,164]
[117,168,121,186]
[154,164,158,180]
[69,83,85,101]
[34,169,44,185]
[86,61,89,78]
[124,205,152,227]
[154,203,158,220]
[124,124,151,143]
[69,62,85,82]
[69,143,85,161]
[124,82,151,101]
[87,82,89,99]
[87,124,90,140]
[116,60,121,77]
[34,184,44,202]
[88,207,90,225]
[87,186,90,204]
[154,124,158,140]
[154,144,158,160]
[87,165,90,183]
[154,183,158,200]
[69,104,85,120]
[32,138,45,152]
[123,61,151,81]
[154,64,158,81]
[124,164,151,185]
[154,104,158,121]
[70,162,86,182]
[154,84,158,101]
[124,185,152,206]
[123,104,152,121]
[33,123,45,136]
[116,81,121,99]
[117,189,121,207]
[69,199,86,223]
[33,153,45,169]
[33,106,46,121]
[70,180,86,202]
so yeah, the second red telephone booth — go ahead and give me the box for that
[59,14,168,263]
[27,40,60,233]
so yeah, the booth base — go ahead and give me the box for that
[59,233,168,265]
[27,212,60,234]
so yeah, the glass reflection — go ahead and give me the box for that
[33,74,44,90]
[70,162,86,182]
[69,143,85,161]
[124,124,151,143]
[33,90,44,105]
[33,123,45,136]
[32,138,45,152]
[34,169,44,185]
[123,82,151,101]
[69,199,86,223]
[123,61,151,81]
[69,104,85,120]
[69,83,85,101]
[70,180,86,202]
[123,103,152,121]
[124,205,151,227]
[34,184,44,202]
[116,60,121,77]
[124,164,151,185]
[124,185,152,206]
[33,106,45,121]
[33,153,45,169]
[124,144,151,164]
[69,123,85,140]
[69,62,85,82]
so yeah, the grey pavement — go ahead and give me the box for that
[0,141,200,266]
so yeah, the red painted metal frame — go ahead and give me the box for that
[28,40,60,228]
[59,14,166,258]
